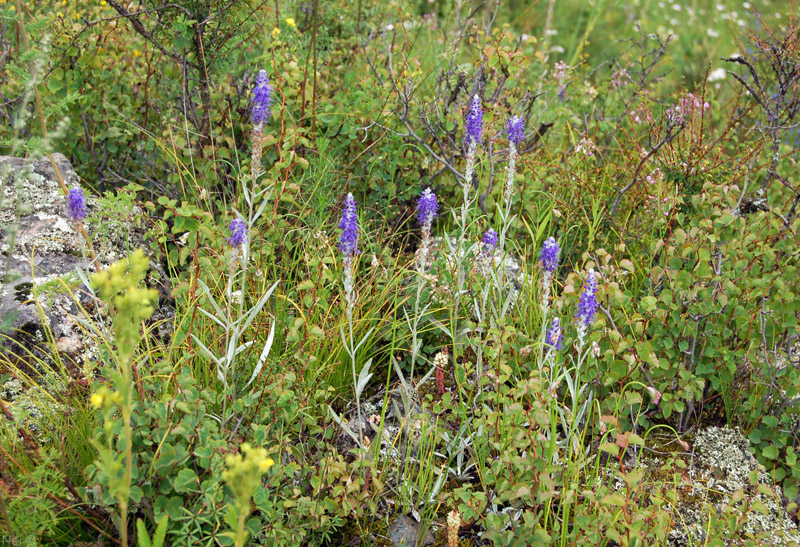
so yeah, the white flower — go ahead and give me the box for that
[707,28,719,38]
[708,67,726,81]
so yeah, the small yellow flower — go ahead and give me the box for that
[100,0,107,4]
[285,17,296,27]
[62,0,67,5]
[271,27,281,38]
[133,49,142,58]
[90,393,104,409]
[258,457,275,472]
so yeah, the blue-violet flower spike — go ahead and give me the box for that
[507,116,525,146]
[465,94,483,145]
[67,186,87,221]
[417,188,438,227]
[339,193,359,257]
[228,218,248,247]
[575,269,598,328]
[482,228,498,255]
[251,70,273,125]
[545,317,563,351]
[539,237,560,274]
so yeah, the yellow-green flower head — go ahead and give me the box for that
[90,392,104,409]
[222,443,275,515]
[91,250,158,359]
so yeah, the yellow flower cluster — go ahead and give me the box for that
[91,249,159,359]
[90,385,123,409]
[222,443,275,516]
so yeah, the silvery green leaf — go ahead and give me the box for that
[340,327,353,357]
[253,193,271,222]
[416,364,436,389]
[328,405,360,445]
[197,306,226,329]
[225,331,240,365]
[428,470,447,503]
[354,327,376,352]
[245,319,276,389]
[429,318,452,338]
[355,358,373,398]
[234,339,255,356]
[191,334,220,366]
[392,358,409,393]
[74,267,96,297]
[240,280,279,331]
[198,280,226,319]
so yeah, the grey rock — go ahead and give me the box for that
[0,154,167,373]
[388,513,435,546]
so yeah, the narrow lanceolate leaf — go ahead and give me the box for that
[198,280,226,319]
[240,280,279,331]
[429,318,452,338]
[355,358,373,398]
[191,334,220,366]
[328,405,360,445]
[245,319,276,389]
[234,339,255,357]
[354,327,376,352]
[196,306,226,329]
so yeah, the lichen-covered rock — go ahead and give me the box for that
[0,154,167,375]
[668,427,800,546]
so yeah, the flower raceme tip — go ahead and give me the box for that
[481,228,498,256]
[67,186,87,222]
[339,193,360,257]
[545,317,563,351]
[416,188,438,227]
[539,237,560,274]
[575,268,598,328]
[465,94,483,145]
[506,116,525,146]
[227,218,248,248]
[251,70,273,125]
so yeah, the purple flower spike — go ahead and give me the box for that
[539,237,560,274]
[228,218,248,247]
[251,70,273,125]
[481,228,498,256]
[339,193,360,257]
[67,186,87,222]
[575,269,598,328]
[545,317,563,351]
[417,188,438,227]
[506,116,525,146]
[465,94,483,145]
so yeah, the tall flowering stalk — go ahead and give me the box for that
[464,94,483,180]
[250,70,273,185]
[575,268,598,349]
[189,69,280,431]
[416,188,438,272]
[462,94,483,213]
[503,116,524,207]
[539,237,560,311]
[445,94,484,376]
[336,193,372,448]
[340,193,360,320]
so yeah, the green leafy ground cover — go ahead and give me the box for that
[1,0,799,544]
